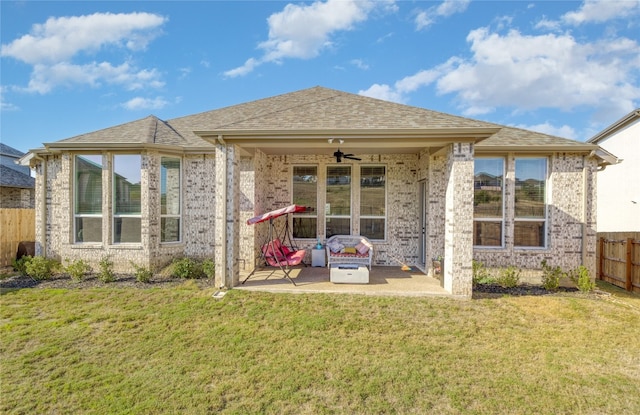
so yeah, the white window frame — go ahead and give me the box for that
[112,154,142,245]
[514,157,548,249]
[291,165,318,239]
[325,164,352,238]
[473,157,505,248]
[359,165,387,241]
[160,156,182,244]
[73,154,103,244]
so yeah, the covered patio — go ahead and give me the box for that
[236,266,450,297]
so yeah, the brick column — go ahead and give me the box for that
[443,143,474,298]
[214,142,240,288]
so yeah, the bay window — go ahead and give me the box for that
[474,158,504,247]
[113,155,141,243]
[514,158,547,247]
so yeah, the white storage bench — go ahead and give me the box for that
[330,264,369,284]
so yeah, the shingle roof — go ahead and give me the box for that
[42,86,593,151]
[1,143,26,157]
[478,125,592,148]
[0,164,35,188]
[170,86,495,132]
[49,115,214,150]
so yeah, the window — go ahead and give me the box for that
[161,157,181,243]
[474,158,504,247]
[113,155,141,243]
[74,155,103,243]
[326,166,351,237]
[514,158,547,247]
[292,166,317,238]
[360,166,386,240]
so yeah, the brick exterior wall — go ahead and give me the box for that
[473,153,598,280]
[0,187,35,208]
[33,151,217,273]
[33,147,597,296]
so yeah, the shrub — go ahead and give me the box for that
[131,262,153,283]
[98,256,115,283]
[25,256,60,280]
[202,259,215,279]
[172,258,205,279]
[472,260,494,286]
[540,260,564,291]
[569,265,595,293]
[496,266,521,288]
[13,255,31,276]
[64,259,91,282]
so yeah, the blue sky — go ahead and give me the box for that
[1,0,639,153]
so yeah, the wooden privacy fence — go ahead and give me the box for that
[597,233,640,293]
[0,208,35,268]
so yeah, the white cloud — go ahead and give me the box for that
[0,86,19,111]
[224,0,396,78]
[178,67,191,80]
[1,12,167,93]
[435,28,640,117]
[121,96,169,111]
[359,83,404,103]
[25,61,164,94]
[358,60,455,103]
[536,0,640,29]
[562,0,640,25]
[514,122,577,140]
[436,0,471,17]
[361,24,640,122]
[350,59,369,70]
[415,0,470,30]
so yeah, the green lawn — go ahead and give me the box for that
[1,282,639,414]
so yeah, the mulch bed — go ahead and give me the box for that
[2,269,608,299]
[471,283,611,299]
[0,273,217,290]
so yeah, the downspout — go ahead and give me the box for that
[33,155,47,257]
[217,135,227,288]
[582,154,592,266]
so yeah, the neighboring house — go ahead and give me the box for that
[19,87,615,298]
[0,143,35,208]
[587,109,640,232]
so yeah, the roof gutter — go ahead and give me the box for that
[587,108,640,144]
[41,142,216,154]
[194,127,501,141]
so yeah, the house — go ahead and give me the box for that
[587,109,640,232]
[19,86,615,298]
[0,143,35,208]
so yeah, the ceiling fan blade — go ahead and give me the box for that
[344,155,361,161]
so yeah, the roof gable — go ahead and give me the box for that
[170,86,498,132]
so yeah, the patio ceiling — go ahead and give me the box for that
[195,127,501,156]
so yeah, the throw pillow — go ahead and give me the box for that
[355,242,369,255]
[327,240,345,253]
[342,247,357,254]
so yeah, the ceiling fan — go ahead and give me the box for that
[333,149,361,163]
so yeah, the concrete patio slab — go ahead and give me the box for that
[236,266,449,297]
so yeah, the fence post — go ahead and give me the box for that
[626,238,633,292]
[597,237,604,281]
